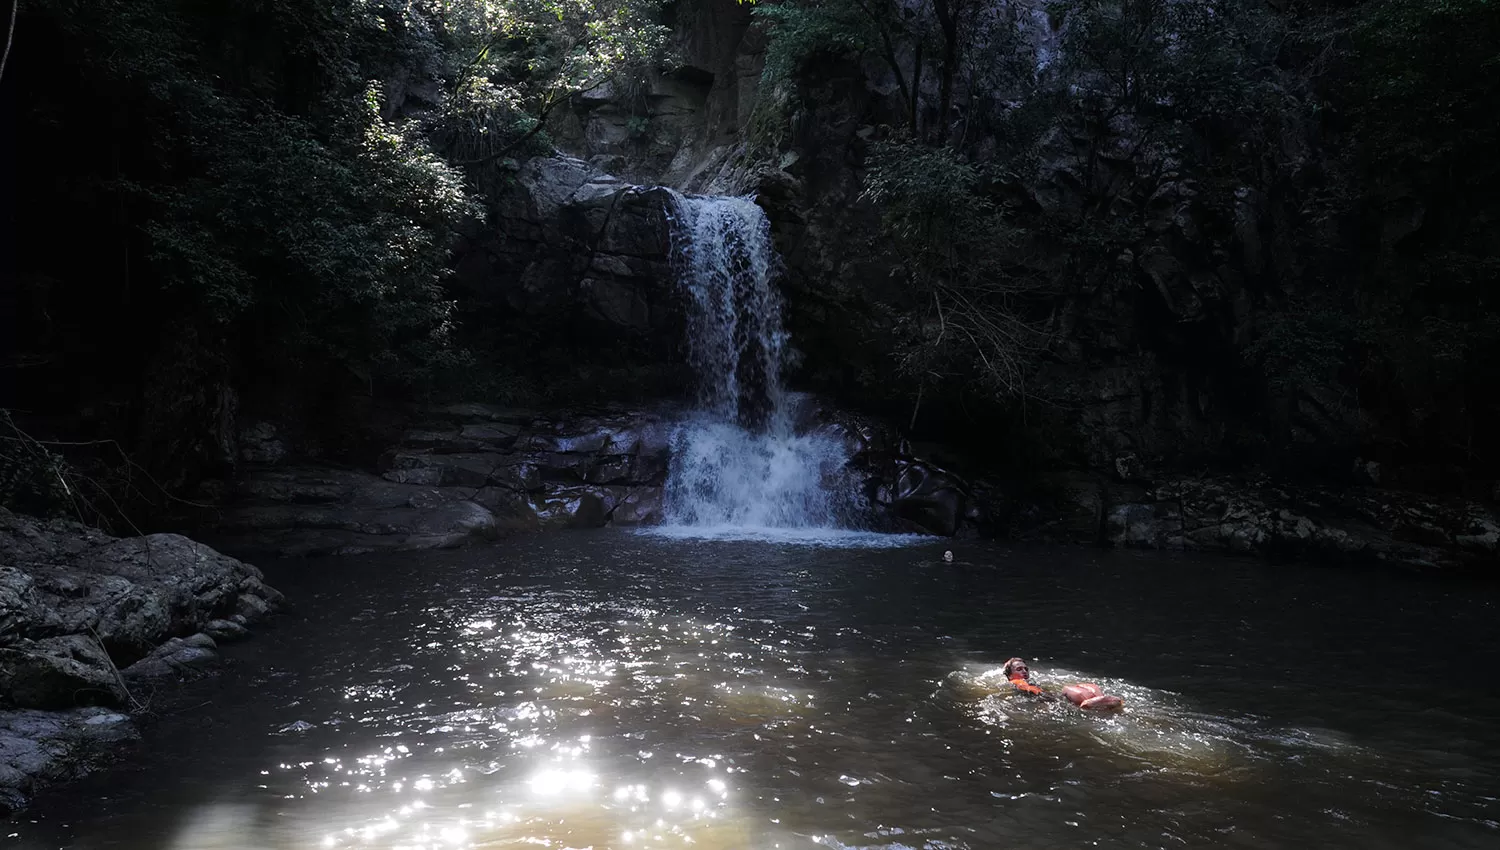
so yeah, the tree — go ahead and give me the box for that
[754,0,1016,140]
[433,0,670,164]
[5,0,486,507]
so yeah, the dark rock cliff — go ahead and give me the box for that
[429,0,1500,566]
[487,1,1495,500]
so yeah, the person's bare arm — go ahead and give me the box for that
[1064,683,1123,711]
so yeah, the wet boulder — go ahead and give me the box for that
[1105,502,1180,549]
[879,458,973,537]
[1096,476,1500,570]
[382,452,510,489]
[467,487,543,533]
[0,567,37,646]
[1,708,140,815]
[203,619,249,643]
[0,635,127,710]
[122,635,220,683]
[534,485,624,529]
[0,510,275,814]
[612,488,666,526]
[216,467,503,556]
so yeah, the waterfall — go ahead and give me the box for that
[668,194,788,431]
[653,192,862,539]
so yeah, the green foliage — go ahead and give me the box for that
[435,73,547,163]
[29,0,479,392]
[860,139,1046,396]
[751,1,871,86]
[861,140,990,240]
[1254,0,1500,461]
[434,0,670,160]
[0,412,74,520]
[1345,0,1500,175]
[1054,0,1280,116]
[25,0,670,397]
[1242,307,1358,395]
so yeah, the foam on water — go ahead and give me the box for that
[943,661,1373,781]
[642,525,928,549]
[654,192,912,547]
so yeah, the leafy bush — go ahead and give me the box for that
[435,0,670,162]
[24,0,478,388]
[860,138,1048,396]
[751,1,871,87]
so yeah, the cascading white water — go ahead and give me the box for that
[668,194,789,430]
[653,192,873,541]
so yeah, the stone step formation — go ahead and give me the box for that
[213,404,680,558]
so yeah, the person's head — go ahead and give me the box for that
[942,550,954,563]
[1001,658,1030,681]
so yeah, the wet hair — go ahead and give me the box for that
[1001,657,1028,679]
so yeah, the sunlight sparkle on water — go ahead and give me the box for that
[527,767,596,797]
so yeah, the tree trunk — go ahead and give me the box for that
[933,0,963,145]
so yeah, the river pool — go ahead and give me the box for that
[5,531,1497,849]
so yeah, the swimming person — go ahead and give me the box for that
[1000,657,1124,711]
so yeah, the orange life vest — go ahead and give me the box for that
[1009,676,1043,695]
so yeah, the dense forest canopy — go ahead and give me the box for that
[0,0,666,522]
[2,0,1498,524]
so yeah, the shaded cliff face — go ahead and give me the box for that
[549,0,765,189]
[491,1,1292,477]
[457,0,1499,501]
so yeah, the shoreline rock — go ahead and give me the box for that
[1096,475,1499,571]
[212,400,1497,573]
[208,405,676,556]
[0,508,280,815]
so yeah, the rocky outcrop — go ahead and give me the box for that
[0,708,137,815]
[217,395,999,545]
[549,0,763,188]
[0,509,279,813]
[495,1,1499,505]
[810,400,1499,566]
[1097,476,1500,571]
[451,155,686,361]
[212,405,675,556]
[813,406,985,538]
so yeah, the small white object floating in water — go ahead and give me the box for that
[277,720,317,734]
[943,550,954,563]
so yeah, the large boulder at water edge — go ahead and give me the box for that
[0,509,279,667]
[878,458,973,538]
[0,508,279,814]
[0,708,138,815]
[807,403,981,537]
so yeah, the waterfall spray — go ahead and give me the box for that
[654,192,860,535]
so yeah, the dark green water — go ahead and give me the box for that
[5,532,1498,849]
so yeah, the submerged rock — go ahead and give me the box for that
[613,487,665,526]
[203,618,250,642]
